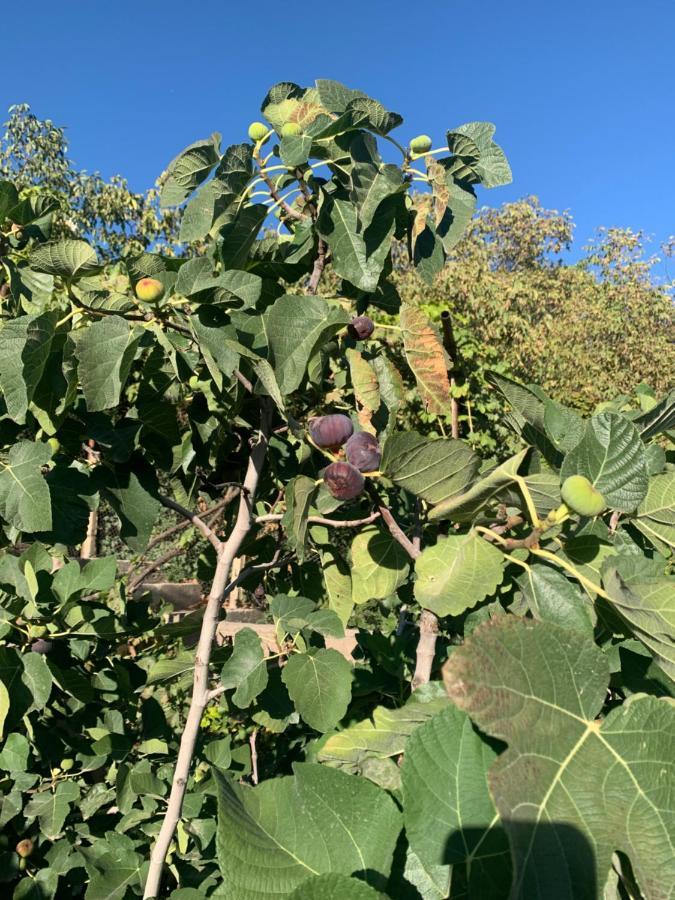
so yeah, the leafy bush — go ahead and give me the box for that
[0,79,673,900]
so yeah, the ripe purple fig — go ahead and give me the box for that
[324,461,365,500]
[309,414,354,449]
[348,316,375,341]
[30,639,52,654]
[345,432,381,472]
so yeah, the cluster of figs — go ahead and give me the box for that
[309,414,381,501]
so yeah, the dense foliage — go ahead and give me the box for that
[0,80,673,900]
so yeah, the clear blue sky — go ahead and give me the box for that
[2,0,674,269]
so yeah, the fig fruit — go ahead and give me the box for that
[30,639,52,654]
[561,475,607,517]
[60,758,75,772]
[410,134,433,154]
[47,437,60,456]
[345,432,381,472]
[324,461,365,500]
[16,839,33,858]
[135,277,165,303]
[348,316,375,341]
[309,414,354,449]
[281,122,302,137]
[248,121,269,142]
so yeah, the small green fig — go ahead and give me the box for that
[281,122,302,137]
[248,121,269,142]
[561,475,607,517]
[410,134,433,154]
[135,277,165,303]
[47,437,60,456]
[60,758,75,772]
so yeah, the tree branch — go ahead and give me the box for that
[144,408,271,900]
[376,502,421,560]
[307,237,327,295]
[158,496,223,555]
[255,510,380,529]
[411,609,440,689]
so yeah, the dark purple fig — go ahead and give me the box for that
[348,316,375,341]
[309,414,354,449]
[30,639,52,654]
[324,461,365,500]
[345,432,381,472]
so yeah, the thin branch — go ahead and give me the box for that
[254,154,305,222]
[143,495,237,555]
[249,730,259,785]
[128,546,185,595]
[233,368,254,393]
[307,237,327,295]
[255,510,380,529]
[411,609,439,689]
[376,502,421,560]
[143,407,272,900]
[158,496,222,555]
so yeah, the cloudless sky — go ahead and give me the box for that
[2,0,674,269]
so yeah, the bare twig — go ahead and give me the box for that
[143,495,237,555]
[80,510,98,560]
[411,609,440,689]
[255,510,380,529]
[128,546,185,595]
[307,237,327,295]
[249,730,259,785]
[158,496,222,555]
[144,408,271,900]
[376,503,421,560]
[253,152,305,222]
[81,441,99,560]
[233,368,254,393]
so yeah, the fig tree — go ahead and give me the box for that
[323,461,365,500]
[561,475,607,517]
[348,316,375,341]
[309,414,354,449]
[135,277,165,303]
[281,122,302,137]
[410,134,433,154]
[345,432,381,472]
[248,121,269,142]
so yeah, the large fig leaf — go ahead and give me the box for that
[401,705,511,899]
[215,763,401,899]
[560,412,649,512]
[442,618,675,900]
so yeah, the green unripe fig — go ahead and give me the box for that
[248,121,269,142]
[19,857,27,871]
[561,475,607,517]
[16,839,34,858]
[47,437,60,456]
[410,134,433,154]
[135,277,165,303]
[188,375,200,390]
[281,122,302,137]
[60,758,75,772]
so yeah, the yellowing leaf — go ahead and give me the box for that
[400,304,451,417]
